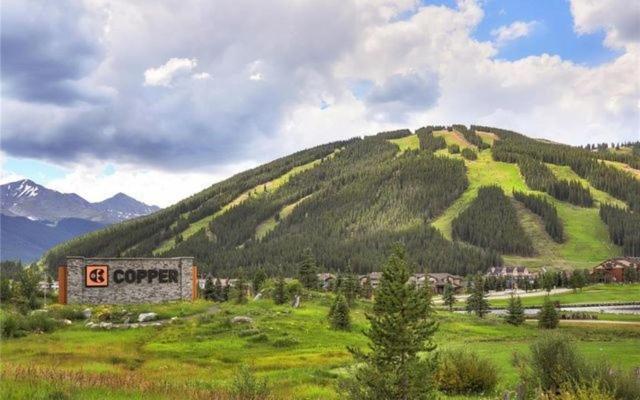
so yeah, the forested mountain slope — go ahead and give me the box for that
[42,126,640,276]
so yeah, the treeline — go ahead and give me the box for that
[461,148,477,160]
[474,124,640,170]
[43,138,358,275]
[452,186,534,256]
[489,129,639,211]
[374,129,412,140]
[416,126,446,152]
[513,191,564,243]
[516,156,593,206]
[600,204,640,256]
[452,124,490,150]
[166,138,500,276]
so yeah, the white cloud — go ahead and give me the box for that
[46,160,255,208]
[192,72,211,80]
[2,0,638,206]
[144,57,198,87]
[491,21,537,46]
[570,0,640,49]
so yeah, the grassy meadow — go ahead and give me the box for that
[382,132,623,270]
[2,289,639,400]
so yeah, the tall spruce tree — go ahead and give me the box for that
[329,294,351,330]
[234,275,247,304]
[273,275,287,305]
[213,278,223,302]
[203,276,215,300]
[505,294,525,326]
[360,277,373,300]
[298,248,319,290]
[342,273,358,307]
[442,283,456,311]
[466,275,490,318]
[343,244,438,400]
[252,267,267,294]
[538,297,559,329]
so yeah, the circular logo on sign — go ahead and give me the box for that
[86,265,109,287]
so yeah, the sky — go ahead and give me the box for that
[1,0,639,207]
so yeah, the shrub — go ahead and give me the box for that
[229,365,270,400]
[272,337,299,348]
[448,144,460,154]
[47,304,85,321]
[1,311,26,338]
[527,333,587,393]
[25,312,59,333]
[433,349,498,395]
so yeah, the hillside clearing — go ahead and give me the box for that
[389,134,419,154]
[431,151,620,268]
[254,194,313,240]
[154,151,339,254]
[433,129,475,149]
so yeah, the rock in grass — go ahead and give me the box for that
[82,308,92,319]
[231,316,253,324]
[138,312,158,322]
[61,319,72,325]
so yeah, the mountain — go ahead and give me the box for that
[1,180,160,262]
[42,126,640,277]
[1,215,105,263]
[0,180,159,224]
[92,192,160,222]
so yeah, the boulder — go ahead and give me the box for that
[61,319,72,325]
[231,316,253,324]
[138,312,158,322]
[82,308,92,319]
[98,322,113,329]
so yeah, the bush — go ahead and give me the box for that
[46,304,86,320]
[433,349,498,395]
[526,333,587,393]
[272,337,299,348]
[1,311,26,338]
[448,144,460,154]
[229,365,270,400]
[25,312,59,333]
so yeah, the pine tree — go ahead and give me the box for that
[538,296,559,329]
[213,278,223,302]
[542,271,555,293]
[273,275,287,305]
[203,276,214,300]
[222,283,230,302]
[466,275,489,318]
[252,267,267,294]
[442,283,456,311]
[505,294,525,326]
[360,277,373,300]
[234,275,247,304]
[298,248,318,290]
[329,294,351,330]
[343,244,437,400]
[341,273,358,306]
[569,270,586,292]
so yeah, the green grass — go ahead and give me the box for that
[602,159,640,179]
[389,134,420,154]
[3,294,638,399]
[154,150,339,254]
[430,150,620,268]
[488,284,640,307]
[254,194,312,240]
